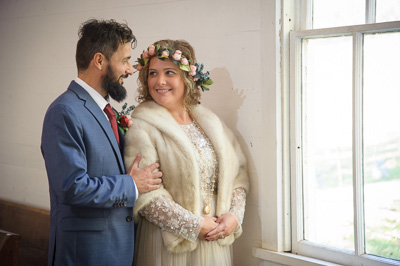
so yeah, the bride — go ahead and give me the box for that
[124,39,249,266]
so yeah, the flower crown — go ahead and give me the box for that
[134,44,213,92]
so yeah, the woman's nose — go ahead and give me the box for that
[157,74,166,85]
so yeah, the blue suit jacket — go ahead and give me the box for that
[41,81,137,266]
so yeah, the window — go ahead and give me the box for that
[290,1,400,265]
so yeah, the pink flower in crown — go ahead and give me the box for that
[193,77,199,81]
[142,51,149,59]
[161,50,169,57]
[189,64,197,75]
[180,58,189,65]
[136,63,143,71]
[172,50,182,61]
[148,45,156,56]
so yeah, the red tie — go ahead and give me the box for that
[104,104,120,144]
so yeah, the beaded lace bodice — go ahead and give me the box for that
[181,121,218,214]
[139,122,246,242]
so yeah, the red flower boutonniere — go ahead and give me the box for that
[114,103,135,135]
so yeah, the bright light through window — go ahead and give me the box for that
[364,31,400,261]
[313,0,365,28]
[302,36,354,250]
[376,0,400,23]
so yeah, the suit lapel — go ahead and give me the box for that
[118,127,125,157]
[68,81,126,174]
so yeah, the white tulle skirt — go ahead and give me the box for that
[133,218,233,266]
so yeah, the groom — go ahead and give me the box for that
[41,19,162,266]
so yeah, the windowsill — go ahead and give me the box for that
[253,248,342,266]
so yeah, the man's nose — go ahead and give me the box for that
[126,64,134,75]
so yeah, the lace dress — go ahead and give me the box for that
[133,122,246,266]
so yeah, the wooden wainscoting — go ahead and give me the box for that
[0,199,49,266]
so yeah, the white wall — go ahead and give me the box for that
[0,0,283,265]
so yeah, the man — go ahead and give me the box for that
[41,19,162,266]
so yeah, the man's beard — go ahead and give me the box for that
[102,65,128,103]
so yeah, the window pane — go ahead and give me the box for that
[313,0,365,29]
[302,36,354,250]
[376,0,400,23]
[364,31,400,261]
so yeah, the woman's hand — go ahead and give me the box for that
[198,216,219,240]
[205,213,238,241]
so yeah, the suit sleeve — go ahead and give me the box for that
[41,103,137,208]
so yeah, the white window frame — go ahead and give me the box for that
[253,1,400,265]
[289,19,400,266]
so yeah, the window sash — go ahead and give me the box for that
[289,21,400,266]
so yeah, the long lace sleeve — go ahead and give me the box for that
[139,196,204,242]
[228,187,247,227]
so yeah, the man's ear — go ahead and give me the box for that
[93,52,105,71]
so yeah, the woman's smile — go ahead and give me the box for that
[155,88,172,93]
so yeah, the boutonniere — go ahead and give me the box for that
[114,103,135,135]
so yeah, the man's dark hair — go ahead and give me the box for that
[76,19,137,72]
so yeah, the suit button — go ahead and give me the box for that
[126,216,133,222]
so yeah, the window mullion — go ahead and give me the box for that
[366,0,376,24]
[300,0,313,30]
[352,31,365,256]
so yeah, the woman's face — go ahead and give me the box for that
[147,56,185,112]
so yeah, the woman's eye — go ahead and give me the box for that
[149,71,157,76]
[166,70,176,75]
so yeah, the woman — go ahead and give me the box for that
[124,39,249,266]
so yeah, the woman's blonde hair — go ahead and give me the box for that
[137,39,202,110]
